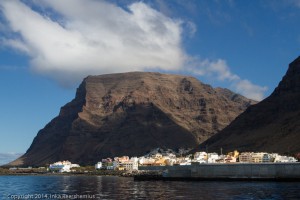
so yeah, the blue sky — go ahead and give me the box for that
[0,0,300,163]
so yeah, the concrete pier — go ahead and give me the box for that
[138,163,300,180]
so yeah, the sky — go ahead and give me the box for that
[0,0,300,164]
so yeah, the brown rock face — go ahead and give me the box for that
[10,72,255,166]
[196,56,300,154]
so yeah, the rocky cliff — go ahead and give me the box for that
[196,56,300,154]
[10,72,255,166]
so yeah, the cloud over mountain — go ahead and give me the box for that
[0,0,185,85]
[0,0,267,100]
[187,58,268,101]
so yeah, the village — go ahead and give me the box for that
[48,148,299,173]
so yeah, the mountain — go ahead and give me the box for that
[9,72,255,166]
[196,56,300,155]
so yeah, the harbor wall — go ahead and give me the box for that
[139,163,300,179]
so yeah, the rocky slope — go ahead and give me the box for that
[196,56,300,155]
[10,72,255,166]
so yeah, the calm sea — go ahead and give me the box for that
[0,175,299,200]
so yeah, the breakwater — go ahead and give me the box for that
[137,163,300,181]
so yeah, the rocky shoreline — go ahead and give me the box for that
[0,168,163,178]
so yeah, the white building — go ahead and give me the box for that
[138,157,156,166]
[193,152,207,163]
[251,152,267,163]
[119,161,138,171]
[274,155,298,163]
[179,161,191,165]
[49,161,80,173]
[115,157,139,171]
[208,153,219,163]
[193,152,215,163]
[95,162,102,170]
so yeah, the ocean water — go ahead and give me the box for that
[0,175,299,200]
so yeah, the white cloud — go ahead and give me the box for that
[2,38,31,54]
[0,0,185,86]
[234,79,268,101]
[0,0,267,100]
[202,59,239,81]
[187,58,268,101]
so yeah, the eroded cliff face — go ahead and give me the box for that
[10,72,255,166]
[197,57,300,155]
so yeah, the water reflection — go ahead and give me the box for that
[0,176,300,199]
